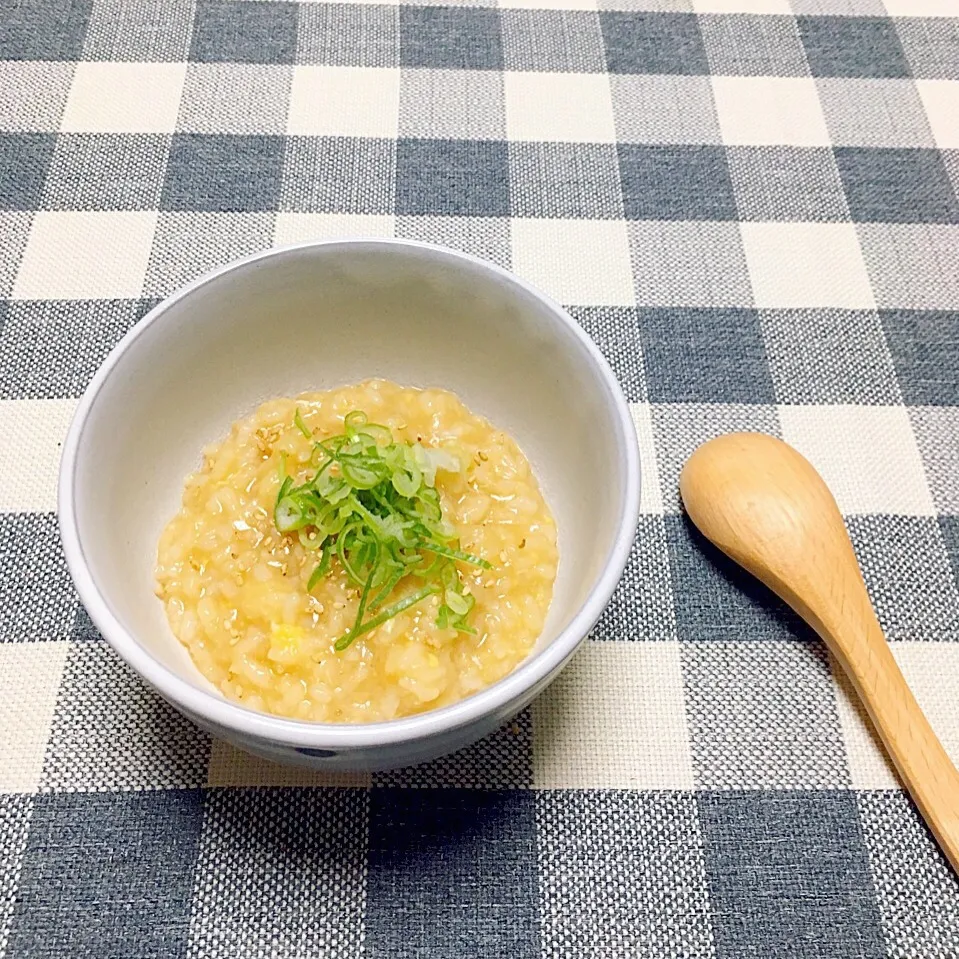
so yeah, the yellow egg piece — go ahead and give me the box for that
[268,623,305,664]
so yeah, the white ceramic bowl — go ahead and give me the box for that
[59,240,640,771]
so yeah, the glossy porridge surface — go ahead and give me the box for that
[155,380,558,723]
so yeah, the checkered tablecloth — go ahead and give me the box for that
[1,0,959,956]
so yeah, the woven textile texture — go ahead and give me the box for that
[1,1,959,956]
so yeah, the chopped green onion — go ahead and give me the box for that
[274,409,490,649]
[307,543,333,591]
[421,541,493,570]
[294,408,312,439]
[275,494,307,533]
[335,584,439,651]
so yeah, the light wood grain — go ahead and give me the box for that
[680,432,959,874]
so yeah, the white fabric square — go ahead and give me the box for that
[273,212,395,245]
[532,641,695,789]
[882,0,955,13]
[836,643,959,790]
[916,80,959,149]
[712,76,831,146]
[693,0,789,9]
[61,62,186,134]
[287,65,400,137]
[13,211,157,300]
[207,739,370,788]
[0,643,68,793]
[511,218,634,306]
[505,71,616,144]
[501,0,597,11]
[779,404,935,517]
[741,222,875,309]
[0,399,78,514]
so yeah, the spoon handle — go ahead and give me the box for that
[834,596,959,874]
[680,433,959,874]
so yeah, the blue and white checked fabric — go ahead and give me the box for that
[1,0,958,956]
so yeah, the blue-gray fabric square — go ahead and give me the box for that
[143,214,275,297]
[571,306,646,401]
[190,1,298,64]
[282,137,395,214]
[536,791,714,957]
[508,142,623,220]
[0,298,150,399]
[396,138,508,216]
[70,605,103,643]
[681,642,849,789]
[0,513,76,643]
[395,215,511,269]
[697,791,886,959]
[374,712,532,788]
[0,796,32,928]
[600,12,709,76]
[5,790,205,958]
[0,133,56,211]
[798,15,910,77]
[728,146,849,222]
[399,7,503,71]
[589,518,678,642]
[82,0,195,61]
[846,514,959,642]
[161,134,286,213]
[40,641,212,792]
[880,309,959,405]
[189,789,367,958]
[939,516,959,585]
[857,792,959,956]
[638,307,775,404]
[946,150,959,200]
[894,17,959,80]
[652,402,781,514]
[42,134,170,211]
[0,0,92,60]
[834,148,959,224]
[699,14,810,77]
[365,789,539,958]
[857,223,959,311]
[502,10,605,73]
[619,145,737,220]
[760,308,901,405]
[297,3,398,68]
[665,513,812,642]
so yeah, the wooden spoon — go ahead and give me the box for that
[680,432,959,874]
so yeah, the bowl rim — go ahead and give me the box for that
[58,237,641,749]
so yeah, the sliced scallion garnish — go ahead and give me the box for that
[294,407,312,439]
[275,410,491,649]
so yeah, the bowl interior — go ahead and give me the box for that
[69,241,633,710]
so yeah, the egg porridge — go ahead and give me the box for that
[155,380,558,723]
